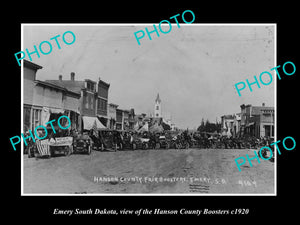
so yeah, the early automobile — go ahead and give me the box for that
[132,136,149,150]
[157,135,170,149]
[118,131,150,150]
[73,134,92,154]
[49,136,74,156]
[28,126,73,158]
[93,129,123,151]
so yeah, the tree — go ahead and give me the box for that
[197,118,205,132]
[197,118,220,133]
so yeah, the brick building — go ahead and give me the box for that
[97,79,110,127]
[46,73,106,132]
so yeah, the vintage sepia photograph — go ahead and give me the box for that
[21,24,276,195]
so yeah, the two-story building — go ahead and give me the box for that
[46,73,106,132]
[240,103,274,138]
[108,106,135,130]
[23,60,43,132]
[23,60,81,133]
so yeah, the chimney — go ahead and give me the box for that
[262,103,265,107]
[71,72,75,81]
[59,75,62,81]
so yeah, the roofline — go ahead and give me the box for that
[35,80,66,91]
[109,103,119,107]
[34,80,81,98]
[98,79,110,87]
[45,79,84,95]
[24,59,43,70]
[84,79,97,84]
[252,106,274,109]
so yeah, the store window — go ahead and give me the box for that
[23,106,31,132]
[84,94,89,109]
[90,95,94,110]
[87,82,95,92]
[32,108,41,129]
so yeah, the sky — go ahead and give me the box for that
[23,24,275,129]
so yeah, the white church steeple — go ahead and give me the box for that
[154,93,162,118]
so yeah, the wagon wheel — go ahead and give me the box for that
[185,142,189,149]
[65,146,72,156]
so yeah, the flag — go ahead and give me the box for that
[92,119,98,138]
[36,139,50,157]
[133,122,140,131]
[149,122,163,133]
[138,122,149,133]
[41,107,50,125]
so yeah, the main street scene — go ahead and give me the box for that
[22,24,275,194]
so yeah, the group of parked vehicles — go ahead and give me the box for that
[25,126,273,158]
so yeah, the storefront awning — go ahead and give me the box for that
[50,108,64,114]
[246,122,255,127]
[82,116,106,130]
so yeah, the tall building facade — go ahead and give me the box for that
[108,103,118,129]
[46,72,107,132]
[97,78,110,127]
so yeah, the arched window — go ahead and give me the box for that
[156,106,159,110]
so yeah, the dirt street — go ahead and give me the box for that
[23,148,275,194]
